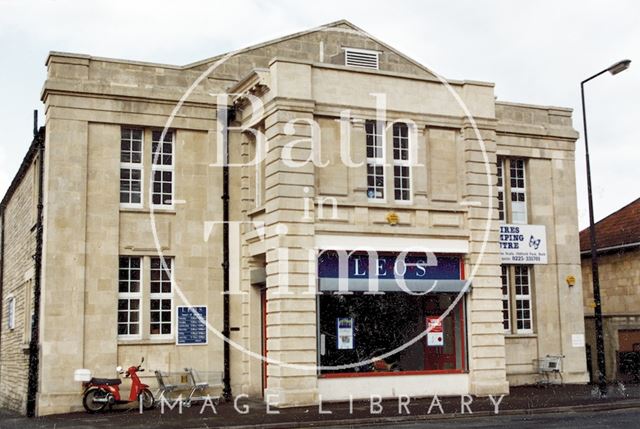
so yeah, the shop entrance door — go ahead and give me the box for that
[424,314,457,370]
[423,295,462,371]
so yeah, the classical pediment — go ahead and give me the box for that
[187,20,438,82]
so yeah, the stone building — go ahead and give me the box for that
[581,198,640,383]
[0,130,43,414]
[0,20,588,415]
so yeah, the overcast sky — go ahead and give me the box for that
[0,0,637,228]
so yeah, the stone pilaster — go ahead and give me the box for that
[38,118,89,414]
[262,106,318,406]
[462,122,510,396]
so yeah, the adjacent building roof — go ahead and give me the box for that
[580,197,640,254]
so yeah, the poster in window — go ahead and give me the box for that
[426,316,443,347]
[336,317,354,350]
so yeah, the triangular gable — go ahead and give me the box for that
[185,20,438,81]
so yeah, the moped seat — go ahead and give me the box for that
[90,377,122,386]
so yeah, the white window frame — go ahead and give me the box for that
[149,256,174,339]
[500,265,510,332]
[497,157,506,222]
[509,159,527,224]
[151,130,175,209]
[366,120,385,201]
[117,256,143,340]
[7,295,15,330]
[120,128,144,209]
[514,265,533,334]
[343,47,380,70]
[392,122,412,203]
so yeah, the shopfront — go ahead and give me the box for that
[316,250,470,399]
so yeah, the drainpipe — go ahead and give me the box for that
[26,114,44,417]
[0,205,5,372]
[221,106,236,401]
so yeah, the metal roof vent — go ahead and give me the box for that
[344,48,380,70]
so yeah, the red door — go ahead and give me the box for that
[261,287,267,394]
[424,314,457,370]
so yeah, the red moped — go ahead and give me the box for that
[81,357,155,413]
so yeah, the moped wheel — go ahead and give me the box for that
[139,388,155,410]
[83,388,109,413]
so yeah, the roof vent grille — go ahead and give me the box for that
[344,48,380,70]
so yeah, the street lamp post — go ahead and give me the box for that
[580,59,631,397]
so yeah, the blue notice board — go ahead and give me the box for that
[176,306,208,345]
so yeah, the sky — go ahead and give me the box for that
[0,0,637,228]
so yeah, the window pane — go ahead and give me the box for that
[514,265,532,333]
[121,128,143,165]
[392,123,409,161]
[152,169,173,206]
[394,165,410,201]
[509,159,527,223]
[117,257,141,337]
[120,167,142,206]
[149,257,173,336]
[152,131,174,166]
[500,265,510,331]
[367,164,384,199]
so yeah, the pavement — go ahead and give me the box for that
[1,384,640,428]
[323,408,640,428]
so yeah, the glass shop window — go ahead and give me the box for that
[318,292,467,375]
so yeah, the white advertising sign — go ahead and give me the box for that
[426,317,444,347]
[500,224,548,264]
[337,317,354,350]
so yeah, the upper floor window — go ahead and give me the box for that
[151,131,174,207]
[120,128,143,207]
[510,159,527,224]
[366,120,385,200]
[496,157,527,224]
[392,123,411,201]
[497,158,505,221]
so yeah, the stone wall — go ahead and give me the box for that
[0,155,38,413]
[583,248,640,381]
[582,249,640,315]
